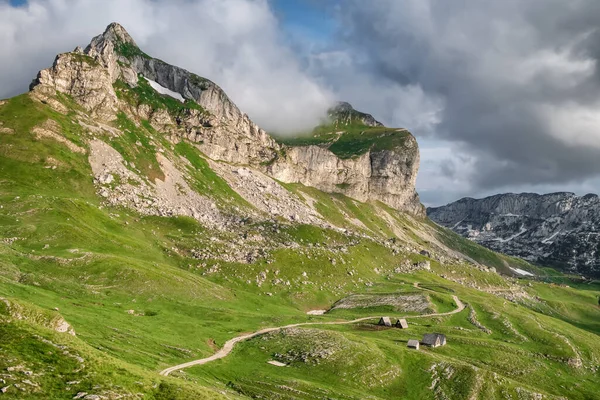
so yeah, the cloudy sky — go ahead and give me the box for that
[2,0,600,206]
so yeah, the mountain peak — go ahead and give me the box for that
[328,101,383,127]
[330,101,354,113]
[102,22,137,45]
[427,192,600,277]
[84,22,138,58]
[27,22,422,215]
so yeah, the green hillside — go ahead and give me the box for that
[0,76,599,400]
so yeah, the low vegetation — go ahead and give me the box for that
[0,89,599,399]
[274,120,412,159]
[114,40,150,60]
[114,76,206,116]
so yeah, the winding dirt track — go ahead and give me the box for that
[159,294,465,376]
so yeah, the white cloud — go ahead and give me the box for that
[331,0,600,204]
[0,0,333,133]
[307,49,444,133]
[539,102,600,149]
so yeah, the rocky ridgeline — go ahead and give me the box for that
[428,192,600,277]
[29,22,423,216]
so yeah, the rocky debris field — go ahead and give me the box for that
[331,293,431,313]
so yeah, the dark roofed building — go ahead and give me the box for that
[421,333,446,347]
[395,318,408,329]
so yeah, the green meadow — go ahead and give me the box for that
[0,88,599,399]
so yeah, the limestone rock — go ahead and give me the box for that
[83,23,280,165]
[268,138,423,215]
[28,22,424,215]
[30,53,117,121]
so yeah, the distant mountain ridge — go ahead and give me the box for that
[427,192,600,277]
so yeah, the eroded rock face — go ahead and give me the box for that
[88,139,228,229]
[126,56,279,164]
[30,50,118,121]
[269,136,423,215]
[84,23,279,165]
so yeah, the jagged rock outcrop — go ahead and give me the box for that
[30,50,118,121]
[428,192,600,277]
[29,22,424,215]
[270,101,423,215]
[31,22,278,165]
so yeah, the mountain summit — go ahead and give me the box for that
[29,22,423,215]
[328,101,384,127]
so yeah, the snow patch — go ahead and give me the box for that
[143,77,184,102]
[541,231,561,244]
[509,267,534,277]
[494,225,527,243]
[451,218,465,230]
[306,309,327,315]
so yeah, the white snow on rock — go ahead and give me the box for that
[494,225,528,243]
[306,309,327,315]
[541,231,561,244]
[267,360,287,367]
[143,77,184,102]
[509,267,534,277]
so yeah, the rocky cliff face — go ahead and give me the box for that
[29,22,424,215]
[31,23,278,165]
[270,101,423,215]
[30,50,118,121]
[427,193,600,277]
[269,136,423,215]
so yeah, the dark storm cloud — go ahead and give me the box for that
[335,0,600,190]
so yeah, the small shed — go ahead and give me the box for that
[438,334,447,346]
[395,318,408,329]
[407,339,420,349]
[378,317,392,327]
[421,333,447,348]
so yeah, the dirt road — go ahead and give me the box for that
[159,294,465,376]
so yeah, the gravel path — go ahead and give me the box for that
[159,293,465,376]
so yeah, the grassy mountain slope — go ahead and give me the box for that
[0,74,599,400]
[272,102,411,159]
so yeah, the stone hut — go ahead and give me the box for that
[378,317,392,327]
[407,339,420,349]
[421,333,446,348]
